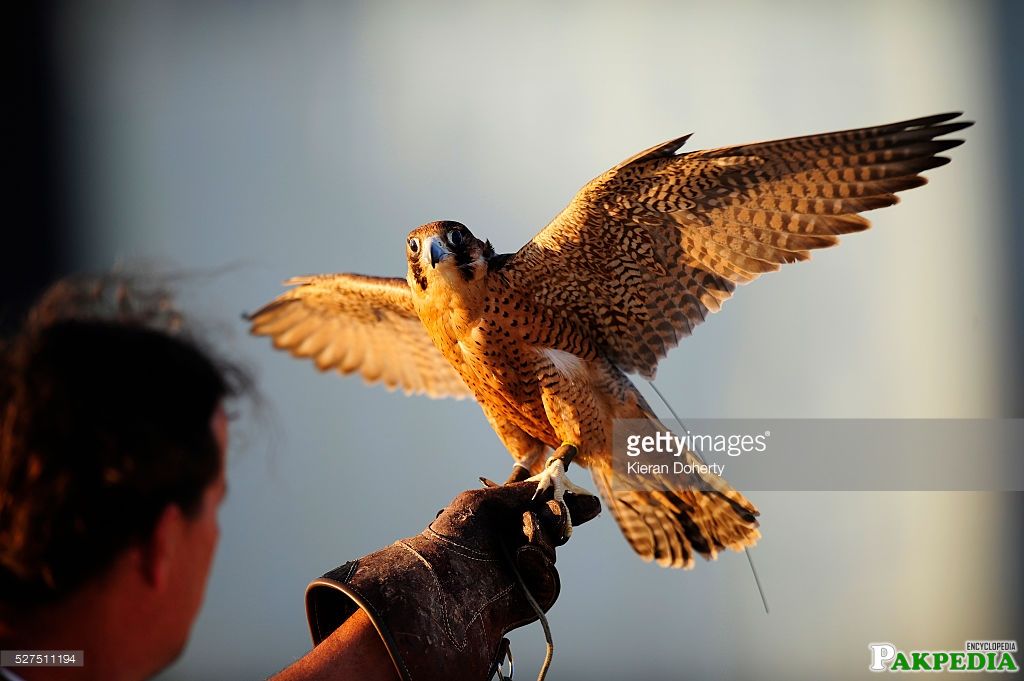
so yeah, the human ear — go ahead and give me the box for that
[140,504,185,590]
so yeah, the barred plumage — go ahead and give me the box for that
[250,114,970,568]
[248,274,471,399]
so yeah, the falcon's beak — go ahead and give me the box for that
[428,238,451,268]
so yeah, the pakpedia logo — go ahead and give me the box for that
[869,641,1019,672]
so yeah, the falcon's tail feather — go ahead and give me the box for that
[591,459,760,569]
[591,405,760,568]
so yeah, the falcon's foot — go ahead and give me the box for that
[504,460,534,484]
[528,457,593,501]
[526,456,595,540]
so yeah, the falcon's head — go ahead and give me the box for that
[405,221,495,293]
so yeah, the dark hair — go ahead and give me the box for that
[0,314,241,610]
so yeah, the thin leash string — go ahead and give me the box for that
[493,442,579,680]
[499,540,554,681]
[647,380,770,615]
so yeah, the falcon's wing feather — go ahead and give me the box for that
[248,274,471,399]
[501,112,972,378]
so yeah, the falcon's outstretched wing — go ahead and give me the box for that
[500,113,972,378]
[248,274,471,399]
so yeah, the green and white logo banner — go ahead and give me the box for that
[868,641,1018,672]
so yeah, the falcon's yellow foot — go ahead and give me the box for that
[526,456,595,540]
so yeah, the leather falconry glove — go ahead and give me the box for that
[305,480,601,681]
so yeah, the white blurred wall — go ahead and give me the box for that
[56,1,1016,678]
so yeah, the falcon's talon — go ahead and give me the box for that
[557,499,574,541]
[530,457,595,541]
[527,457,594,498]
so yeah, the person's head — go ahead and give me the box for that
[0,282,246,675]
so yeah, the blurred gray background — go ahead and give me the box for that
[12,0,1022,679]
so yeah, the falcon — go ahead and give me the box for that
[249,113,971,568]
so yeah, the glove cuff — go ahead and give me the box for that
[304,532,535,681]
[306,560,413,681]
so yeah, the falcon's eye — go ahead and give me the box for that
[448,229,464,248]
[408,238,420,254]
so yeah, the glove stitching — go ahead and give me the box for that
[395,540,461,647]
[396,540,516,649]
[422,528,499,560]
[460,582,516,646]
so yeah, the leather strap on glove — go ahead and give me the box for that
[305,481,600,681]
